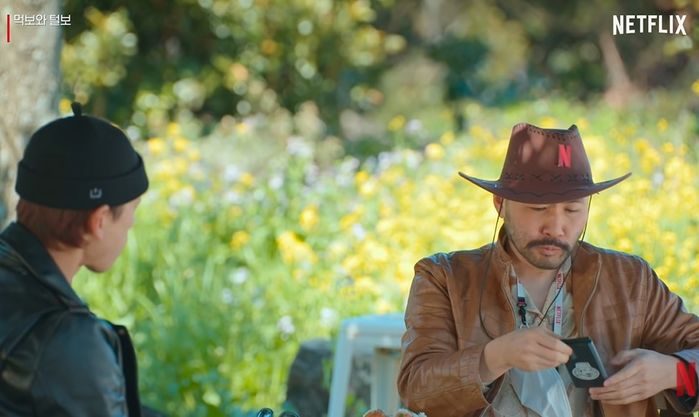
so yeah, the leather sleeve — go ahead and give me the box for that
[397,256,502,417]
[638,260,699,413]
[31,314,128,417]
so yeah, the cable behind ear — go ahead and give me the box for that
[494,196,506,219]
[580,195,592,243]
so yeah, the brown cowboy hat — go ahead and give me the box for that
[459,123,631,204]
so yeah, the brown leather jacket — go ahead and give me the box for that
[398,232,699,417]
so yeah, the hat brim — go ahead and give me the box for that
[458,171,631,204]
[16,154,149,210]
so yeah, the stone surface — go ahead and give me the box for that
[285,339,372,417]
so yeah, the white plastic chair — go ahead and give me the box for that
[327,314,406,417]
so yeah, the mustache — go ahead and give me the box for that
[526,239,571,252]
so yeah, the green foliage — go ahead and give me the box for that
[62,0,406,134]
[61,0,699,141]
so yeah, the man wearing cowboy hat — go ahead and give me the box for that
[397,123,699,417]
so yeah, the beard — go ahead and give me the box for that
[504,224,574,270]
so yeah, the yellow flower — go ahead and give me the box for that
[173,137,189,152]
[359,179,377,197]
[662,256,676,273]
[662,142,675,155]
[239,172,255,188]
[661,232,677,247]
[539,116,558,128]
[342,255,362,275]
[166,122,181,137]
[440,131,455,146]
[235,122,249,135]
[148,137,167,156]
[59,98,72,115]
[153,160,174,181]
[328,241,348,258]
[173,157,188,175]
[300,205,319,231]
[349,0,375,21]
[425,143,445,161]
[354,276,379,295]
[469,125,492,142]
[229,231,250,250]
[355,170,369,185]
[617,238,633,252]
[613,154,631,173]
[388,115,406,132]
[634,138,650,154]
[575,118,589,130]
[376,298,395,314]
[640,148,661,174]
[399,277,412,297]
[379,201,393,218]
[165,178,181,194]
[276,231,317,264]
[656,118,668,133]
[692,80,699,95]
[339,212,361,230]
[381,166,404,185]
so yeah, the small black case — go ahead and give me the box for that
[562,337,608,388]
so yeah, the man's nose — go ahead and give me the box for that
[541,210,566,237]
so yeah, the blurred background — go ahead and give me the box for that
[1,0,698,416]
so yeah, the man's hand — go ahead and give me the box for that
[589,349,680,405]
[479,327,572,382]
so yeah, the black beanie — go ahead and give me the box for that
[15,102,149,209]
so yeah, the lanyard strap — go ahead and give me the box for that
[516,270,565,335]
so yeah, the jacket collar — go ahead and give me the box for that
[0,222,87,309]
[485,227,601,335]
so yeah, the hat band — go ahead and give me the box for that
[500,171,593,188]
[16,155,149,210]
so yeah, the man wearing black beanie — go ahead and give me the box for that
[0,103,149,416]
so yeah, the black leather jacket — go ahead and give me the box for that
[0,222,142,416]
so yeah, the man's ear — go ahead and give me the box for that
[84,205,111,240]
[493,195,505,218]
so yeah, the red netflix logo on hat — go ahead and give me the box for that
[557,144,572,168]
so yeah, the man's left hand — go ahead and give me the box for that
[589,349,679,404]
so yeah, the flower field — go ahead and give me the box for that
[73,98,699,416]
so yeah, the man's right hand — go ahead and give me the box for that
[479,327,572,383]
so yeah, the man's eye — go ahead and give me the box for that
[530,207,547,211]
[566,209,580,213]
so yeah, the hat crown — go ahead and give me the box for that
[500,123,592,184]
[458,122,630,204]
[15,104,149,209]
[22,114,140,180]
